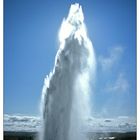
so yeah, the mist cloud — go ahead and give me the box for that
[98,46,123,71]
[105,73,129,94]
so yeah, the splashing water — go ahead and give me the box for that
[40,3,96,140]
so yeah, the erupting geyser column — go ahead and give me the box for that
[40,3,96,140]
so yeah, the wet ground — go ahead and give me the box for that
[87,132,136,140]
[4,131,136,140]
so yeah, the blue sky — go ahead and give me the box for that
[4,0,136,117]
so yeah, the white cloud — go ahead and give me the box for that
[98,46,123,71]
[4,114,136,133]
[106,73,129,93]
[4,114,41,132]
[86,116,136,132]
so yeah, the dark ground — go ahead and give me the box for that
[4,131,136,140]
[87,132,136,140]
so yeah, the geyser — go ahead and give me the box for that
[40,3,96,140]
